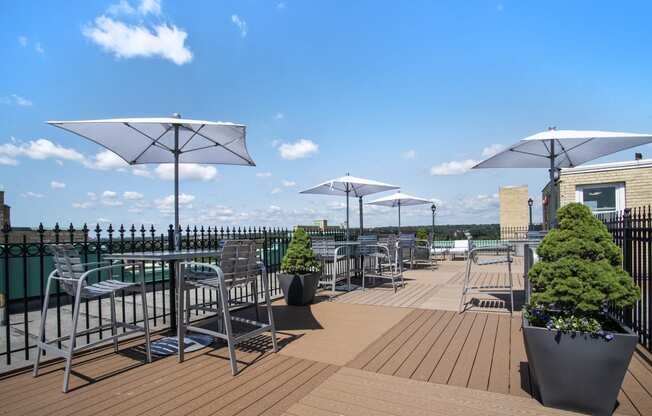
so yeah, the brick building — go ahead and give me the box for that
[499,186,529,239]
[0,191,10,227]
[542,158,652,227]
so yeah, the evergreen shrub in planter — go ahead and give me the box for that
[278,229,321,305]
[524,203,639,415]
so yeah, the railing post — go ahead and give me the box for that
[622,208,633,328]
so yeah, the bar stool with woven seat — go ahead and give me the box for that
[33,244,152,393]
[180,239,278,375]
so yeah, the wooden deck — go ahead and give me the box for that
[1,258,650,416]
[347,309,652,416]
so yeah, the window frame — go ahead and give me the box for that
[575,182,625,214]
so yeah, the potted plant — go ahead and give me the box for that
[278,228,321,305]
[524,203,640,415]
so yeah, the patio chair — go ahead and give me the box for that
[311,236,350,298]
[33,244,152,393]
[180,239,278,375]
[398,233,416,269]
[181,240,278,376]
[459,240,514,314]
[378,234,399,272]
[357,235,401,290]
[413,237,437,269]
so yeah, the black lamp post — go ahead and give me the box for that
[528,197,534,229]
[431,203,437,240]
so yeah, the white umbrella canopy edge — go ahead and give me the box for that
[472,128,652,227]
[299,174,400,239]
[47,115,254,249]
[366,191,432,234]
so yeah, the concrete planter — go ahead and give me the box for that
[278,272,320,306]
[523,316,637,415]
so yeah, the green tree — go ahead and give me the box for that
[416,228,429,240]
[281,228,321,274]
[528,203,639,323]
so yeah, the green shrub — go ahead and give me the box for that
[416,228,429,240]
[281,228,321,274]
[527,203,639,333]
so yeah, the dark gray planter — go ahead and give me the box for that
[523,316,637,415]
[278,272,320,305]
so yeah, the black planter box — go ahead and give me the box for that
[278,272,320,306]
[523,316,637,416]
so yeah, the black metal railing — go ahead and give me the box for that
[598,207,651,351]
[0,223,347,366]
[500,224,544,240]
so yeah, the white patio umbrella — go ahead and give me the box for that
[473,128,652,227]
[48,115,254,249]
[300,174,399,239]
[366,191,431,234]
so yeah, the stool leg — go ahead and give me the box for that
[33,276,53,377]
[62,290,82,393]
[110,293,119,353]
[508,259,514,315]
[218,276,238,376]
[139,267,152,363]
[262,267,278,353]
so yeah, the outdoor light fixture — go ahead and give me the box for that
[431,203,437,239]
[528,197,534,227]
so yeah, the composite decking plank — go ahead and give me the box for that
[628,351,652,396]
[378,310,445,376]
[173,356,301,416]
[260,364,340,416]
[488,314,511,395]
[447,313,487,387]
[393,311,455,379]
[429,313,477,384]
[509,313,531,397]
[363,310,434,372]
[283,403,341,416]
[210,358,316,416]
[620,370,651,416]
[467,314,499,391]
[346,309,424,369]
[141,354,290,416]
[300,394,393,416]
[410,312,466,381]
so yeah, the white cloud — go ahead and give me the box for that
[231,14,248,37]
[1,94,33,107]
[271,187,281,194]
[18,36,28,47]
[97,217,111,223]
[430,159,477,175]
[87,192,98,200]
[0,138,84,164]
[101,190,123,206]
[83,16,193,65]
[34,42,44,54]
[277,2,286,9]
[123,191,144,200]
[50,181,66,189]
[155,193,195,213]
[0,156,18,166]
[138,0,161,15]
[274,112,284,120]
[278,139,319,160]
[271,139,281,147]
[497,3,504,12]
[72,201,95,209]
[132,166,152,178]
[282,180,296,187]
[21,191,44,198]
[85,149,128,170]
[154,164,218,181]
[481,143,505,158]
[256,171,272,178]
[402,149,416,160]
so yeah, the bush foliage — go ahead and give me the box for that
[528,203,639,321]
[416,228,429,240]
[281,228,321,274]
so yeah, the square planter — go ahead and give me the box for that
[278,272,320,306]
[523,316,637,415]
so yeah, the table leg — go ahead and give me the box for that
[177,261,185,363]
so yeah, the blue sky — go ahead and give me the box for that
[1,0,652,230]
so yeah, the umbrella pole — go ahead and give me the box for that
[346,188,350,241]
[174,124,180,250]
[398,202,401,235]
[359,196,363,236]
[549,139,556,229]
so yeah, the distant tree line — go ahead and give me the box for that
[364,223,501,240]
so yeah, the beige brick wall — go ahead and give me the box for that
[0,191,7,227]
[558,166,652,209]
[500,186,529,238]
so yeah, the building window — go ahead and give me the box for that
[575,183,625,214]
